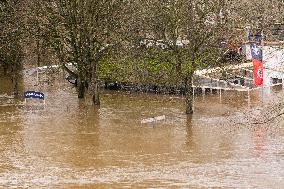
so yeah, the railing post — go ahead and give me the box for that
[219,89,222,103]
[247,89,250,107]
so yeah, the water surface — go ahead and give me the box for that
[0,75,283,188]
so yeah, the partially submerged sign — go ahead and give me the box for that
[24,91,45,102]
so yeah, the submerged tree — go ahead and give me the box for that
[137,0,228,114]
[0,0,24,95]
[35,0,132,105]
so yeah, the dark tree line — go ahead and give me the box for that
[0,0,25,95]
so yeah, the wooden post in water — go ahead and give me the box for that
[202,87,205,100]
[217,81,221,103]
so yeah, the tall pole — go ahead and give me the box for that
[261,30,264,103]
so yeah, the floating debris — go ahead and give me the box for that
[141,115,166,124]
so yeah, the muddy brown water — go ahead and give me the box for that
[0,73,283,188]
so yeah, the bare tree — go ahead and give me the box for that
[136,0,228,114]
[34,0,131,105]
[0,0,25,95]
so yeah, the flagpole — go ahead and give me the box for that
[246,26,251,107]
[261,31,264,103]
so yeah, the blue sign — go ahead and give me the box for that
[24,91,45,100]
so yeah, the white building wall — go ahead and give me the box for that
[246,44,284,86]
[263,46,284,86]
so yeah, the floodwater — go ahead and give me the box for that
[0,73,283,188]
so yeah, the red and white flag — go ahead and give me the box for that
[249,34,263,86]
[252,59,263,86]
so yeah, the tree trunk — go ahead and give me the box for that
[91,59,100,106]
[37,39,41,67]
[176,59,181,74]
[11,63,19,97]
[185,75,193,114]
[78,78,85,99]
[92,78,100,105]
[175,50,182,75]
[13,77,19,96]
[3,63,8,75]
